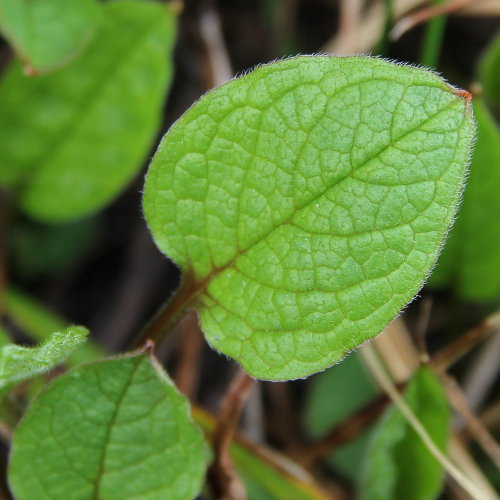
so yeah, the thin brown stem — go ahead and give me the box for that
[173,311,204,400]
[390,0,475,40]
[429,312,500,374]
[440,373,500,469]
[413,296,433,361]
[133,272,201,349]
[296,391,396,468]
[208,370,255,500]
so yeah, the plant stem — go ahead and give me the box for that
[208,370,255,500]
[133,272,201,349]
[430,310,500,374]
[420,0,446,68]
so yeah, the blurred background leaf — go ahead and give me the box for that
[304,352,379,482]
[360,367,450,500]
[0,0,101,74]
[0,0,177,222]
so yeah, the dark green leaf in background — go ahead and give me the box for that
[8,216,97,281]
[8,351,210,500]
[430,98,500,300]
[304,352,378,481]
[0,0,177,222]
[360,367,450,500]
[144,56,474,380]
[479,34,500,116]
[0,0,101,73]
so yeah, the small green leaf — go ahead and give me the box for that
[3,287,103,365]
[431,98,500,300]
[0,0,176,222]
[0,0,101,73]
[8,351,210,500]
[304,352,378,481]
[0,326,88,389]
[144,56,474,380]
[479,34,500,115]
[360,367,450,500]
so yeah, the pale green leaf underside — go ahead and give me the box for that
[144,56,474,380]
[0,0,100,73]
[360,367,450,500]
[8,352,209,500]
[3,287,103,366]
[0,0,176,222]
[0,325,88,389]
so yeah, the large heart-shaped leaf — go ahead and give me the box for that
[144,56,474,380]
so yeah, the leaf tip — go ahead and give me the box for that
[141,339,156,355]
[451,87,473,104]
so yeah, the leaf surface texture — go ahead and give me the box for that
[144,56,474,380]
[8,352,209,500]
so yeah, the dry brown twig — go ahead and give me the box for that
[430,311,500,374]
[208,370,255,500]
[440,373,500,469]
[390,0,485,41]
[296,389,400,468]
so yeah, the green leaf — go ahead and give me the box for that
[360,367,450,500]
[304,352,378,481]
[143,56,474,380]
[8,351,210,500]
[430,98,500,300]
[0,326,88,390]
[479,34,500,115]
[0,0,176,222]
[0,0,101,73]
[194,408,330,500]
[3,287,104,366]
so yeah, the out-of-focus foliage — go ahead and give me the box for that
[479,34,500,116]
[360,367,450,500]
[431,36,500,301]
[304,352,378,481]
[8,216,97,281]
[0,0,101,73]
[0,0,177,222]
[195,409,330,500]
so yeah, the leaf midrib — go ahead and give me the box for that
[91,355,143,500]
